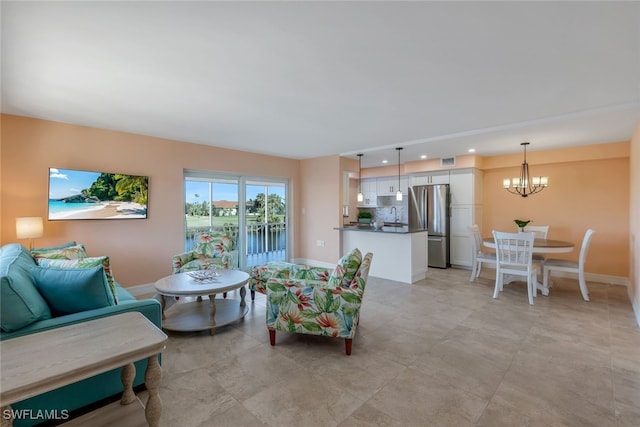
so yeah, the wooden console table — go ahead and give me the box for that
[0,312,167,427]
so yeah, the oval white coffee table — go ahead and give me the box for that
[154,269,249,335]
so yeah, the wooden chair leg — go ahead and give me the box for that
[345,338,352,355]
[251,290,256,301]
[223,292,227,299]
[269,329,276,346]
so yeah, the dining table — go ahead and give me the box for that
[483,237,575,296]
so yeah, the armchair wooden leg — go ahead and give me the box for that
[251,290,256,301]
[223,292,227,299]
[269,329,276,346]
[345,338,352,356]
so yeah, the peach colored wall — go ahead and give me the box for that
[630,121,639,324]
[298,155,342,263]
[482,141,629,169]
[483,150,629,277]
[0,115,301,286]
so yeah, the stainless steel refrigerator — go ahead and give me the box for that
[408,184,450,268]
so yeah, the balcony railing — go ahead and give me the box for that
[185,222,286,266]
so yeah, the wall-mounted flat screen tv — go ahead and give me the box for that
[48,168,148,220]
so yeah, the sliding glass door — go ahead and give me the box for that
[184,171,287,268]
[245,180,287,267]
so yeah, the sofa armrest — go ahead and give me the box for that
[220,250,239,269]
[172,251,197,273]
[0,298,162,341]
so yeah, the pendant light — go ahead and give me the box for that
[396,147,403,201]
[357,153,364,202]
[503,142,548,197]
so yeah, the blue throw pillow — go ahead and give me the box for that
[1,244,52,331]
[30,266,115,316]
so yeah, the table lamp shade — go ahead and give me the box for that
[16,217,44,239]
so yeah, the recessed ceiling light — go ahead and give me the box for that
[420,155,427,159]
[468,148,476,153]
[382,160,388,164]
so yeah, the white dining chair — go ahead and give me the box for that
[469,224,496,281]
[521,225,549,274]
[521,225,549,238]
[542,229,595,302]
[493,230,537,305]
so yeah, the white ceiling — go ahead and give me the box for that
[2,1,639,168]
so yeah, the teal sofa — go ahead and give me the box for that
[0,243,162,426]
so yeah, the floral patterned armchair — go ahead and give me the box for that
[265,249,373,355]
[247,261,331,300]
[172,231,238,274]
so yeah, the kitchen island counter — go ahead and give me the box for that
[336,227,428,284]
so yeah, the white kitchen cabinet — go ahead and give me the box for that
[410,171,450,186]
[449,169,483,205]
[448,171,483,269]
[450,205,474,267]
[376,176,409,196]
[450,235,472,268]
[358,178,377,207]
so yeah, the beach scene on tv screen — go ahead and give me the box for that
[48,168,148,220]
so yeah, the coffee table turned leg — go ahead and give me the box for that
[209,294,217,335]
[144,354,162,427]
[240,285,246,307]
[120,362,137,404]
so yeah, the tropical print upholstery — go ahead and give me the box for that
[172,232,238,273]
[31,244,88,260]
[247,262,331,299]
[327,248,362,287]
[266,251,373,355]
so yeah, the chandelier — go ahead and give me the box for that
[503,142,548,197]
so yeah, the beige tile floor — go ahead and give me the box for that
[142,268,640,427]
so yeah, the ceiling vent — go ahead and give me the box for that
[440,157,456,167]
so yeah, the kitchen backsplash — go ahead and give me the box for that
[373,196,408,223]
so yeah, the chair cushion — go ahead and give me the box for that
[31,265,115,315]
[31,243,88,260]
[328,248,362,287]
[37,256,117,303]
[1,244,52,331]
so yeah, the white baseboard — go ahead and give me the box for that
[580,272,628,286]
